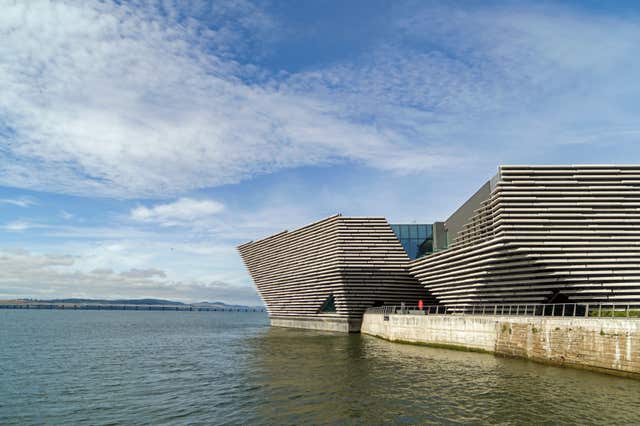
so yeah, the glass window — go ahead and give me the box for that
[390,223,434,260]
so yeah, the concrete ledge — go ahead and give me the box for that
[362,313,640,379]
[270,315,362,333]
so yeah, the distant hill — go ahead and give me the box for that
[191,301,263,309]
[41,298,185,306]
[30,298,264,310]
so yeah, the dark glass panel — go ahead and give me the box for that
[319,295,336,313]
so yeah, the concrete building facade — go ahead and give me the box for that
[238,215,433,332]
[411,165,640,308]
[239,165,640,331]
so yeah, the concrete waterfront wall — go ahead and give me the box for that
[361,313,640,378]
[270,316,362,333]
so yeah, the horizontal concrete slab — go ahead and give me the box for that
[270,315,362,333]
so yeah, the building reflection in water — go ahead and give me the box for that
[241,327,640,424]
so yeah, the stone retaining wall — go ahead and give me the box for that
[361,313,640,378]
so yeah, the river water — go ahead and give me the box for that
[1,310,639,425]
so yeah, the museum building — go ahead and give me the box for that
[239,165,640,332]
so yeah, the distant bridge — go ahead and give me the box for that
[0,302,265,312]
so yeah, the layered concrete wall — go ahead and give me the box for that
[411,165,640,307]
[362,313,640,378]
[238,215,431,322]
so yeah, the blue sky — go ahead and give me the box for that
[1,0,640,304]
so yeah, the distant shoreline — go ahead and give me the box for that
[0,300,266,312]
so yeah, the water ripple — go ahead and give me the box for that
[2,310,640,425]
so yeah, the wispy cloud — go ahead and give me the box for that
[91,268,114,275]
[0,0,450,199]
[3,2,638,199]
[119,268,166,279]
[58,210,74,220]
[130,198,225,227]
[2,220,41,232]
[284,3,640,169]
[0,197,37,208]
[2,1,639,304]
[0,248,260,304]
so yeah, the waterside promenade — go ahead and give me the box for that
[362,303,640,379]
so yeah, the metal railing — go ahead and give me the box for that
[366,303,640,319]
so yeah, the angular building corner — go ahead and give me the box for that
[237,214,433,332]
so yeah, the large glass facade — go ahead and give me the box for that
[390,224,433,259]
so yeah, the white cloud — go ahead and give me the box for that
[119,268,166,279]
[2,2,640,305]
[130,198,225,226]
[0,248,261,305]
[91,268,114,275]
[3,2,636,200]
[284,4,640,168]
[59,210,74,220]
[2,220,40,232]
[0,197,37,208]
[0,0,447,199]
